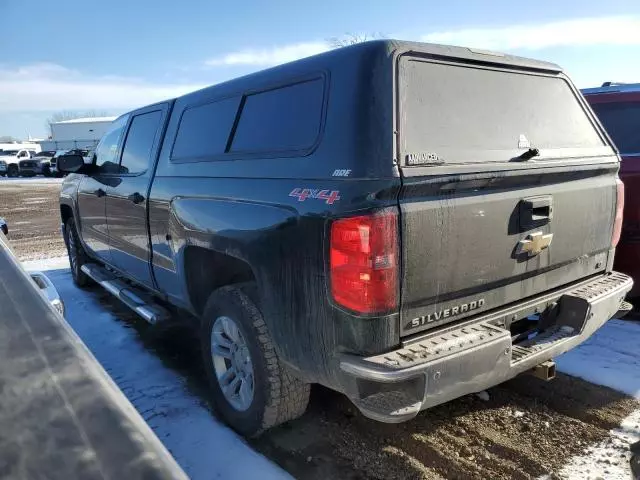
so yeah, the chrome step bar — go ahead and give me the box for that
[81,264,170,325]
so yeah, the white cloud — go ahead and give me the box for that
[422,16,640,51]
[0,63,205,112]
[204,41,330,67]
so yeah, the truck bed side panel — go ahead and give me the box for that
[149,177,399,386]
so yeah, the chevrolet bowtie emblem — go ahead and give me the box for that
[516,231,553,257]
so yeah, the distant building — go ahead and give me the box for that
[39,116,116,151]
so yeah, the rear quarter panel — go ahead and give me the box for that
[149,177,399,385]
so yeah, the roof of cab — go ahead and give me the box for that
[582,82,640,95]
[175,39,563,103]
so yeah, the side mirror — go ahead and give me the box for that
[57,154,85,173]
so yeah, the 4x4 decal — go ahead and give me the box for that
[289,188,341,205]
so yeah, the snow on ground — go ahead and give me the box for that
[557,320,640,399]
[22,257,290,480]
[555,320,640,480]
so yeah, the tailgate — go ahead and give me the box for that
[396,55,619,336]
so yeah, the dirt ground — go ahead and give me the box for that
[0,180,66,260]
[2,180,638,479]
[145,322,639,480]
[253,377,637,480]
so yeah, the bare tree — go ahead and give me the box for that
[45,110,109,136]
[327,33,386,49]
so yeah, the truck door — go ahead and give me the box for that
[105,105,167,288]
[76,116,129,263]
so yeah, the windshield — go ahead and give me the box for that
[400,59,606,164]
[590,101,640,155]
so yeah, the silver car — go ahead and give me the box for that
[0,218,64,315]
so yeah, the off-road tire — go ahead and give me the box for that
[7,165,18,178]
[64,218,93,288]
[201,284,310,437]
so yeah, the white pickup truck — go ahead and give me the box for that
[0,149,34,177]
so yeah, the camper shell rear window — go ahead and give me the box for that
[399,58,606,165]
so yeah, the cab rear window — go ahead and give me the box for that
[589,102,640,154]
[399,59,605,164]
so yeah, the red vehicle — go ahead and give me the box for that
[583,82,640,296]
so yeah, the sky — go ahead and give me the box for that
[1,0,640,139]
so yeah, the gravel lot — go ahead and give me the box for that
[0,179,66,260]
[253,376,637,479]
[4,180,639,479]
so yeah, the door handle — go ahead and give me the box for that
[128,192,145,205]
[520,195,553,230]
[94,188,106,198]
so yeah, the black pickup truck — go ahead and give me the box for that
[59,40,632,436]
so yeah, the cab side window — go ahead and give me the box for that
[119,111,163,174]
[94,115,129,173]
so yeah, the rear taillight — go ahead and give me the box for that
[612,178,624,248]
[330,209,399,314]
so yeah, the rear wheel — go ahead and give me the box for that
[201,284,310,437]
[64,218,93,288]
[7,165,18,178]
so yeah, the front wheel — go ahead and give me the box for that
[64,218,93,287]
[201,285,310,437]
[7,165,18,178]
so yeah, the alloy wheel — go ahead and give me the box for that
[210,315,255,411]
